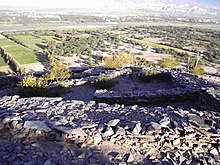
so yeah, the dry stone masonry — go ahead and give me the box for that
[93,68,220,111]
[0,96,219,164]
[0,67,220,164]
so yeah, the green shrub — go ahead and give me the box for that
[140,70,159,82]
[17,74,62,97]
[159,57,179,68]
[84,56,92,66]
[140,70,172,83]
[17,74,68,97]
[95,74,116,89]
[137,52,144,55]
[142,47,148,51]
[191,66,205,75]
[103,52,135,69]
[43,56,71,82]
[142,70,159,76]
[18,74,48,88]
[135,57,149,67]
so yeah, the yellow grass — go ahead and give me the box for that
[130,38,194,55]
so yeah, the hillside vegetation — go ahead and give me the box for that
[0,25,219,75]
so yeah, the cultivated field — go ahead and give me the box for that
[0,25,219,74]
[131,38,194,55]
[12,35,45,51]
[0,38,38,64]
[0,55,7,66]
[40,36,62,44]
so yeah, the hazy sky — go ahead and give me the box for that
[0,0,108,8]
[197,0,220,7]
[1,0,220,8]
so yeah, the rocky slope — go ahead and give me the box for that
[0,96,220,164]
[0,67,219,164]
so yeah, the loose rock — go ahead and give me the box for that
[104,127,114,137]
[24,121,52,132]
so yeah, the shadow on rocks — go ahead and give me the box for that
[0,127,114,165]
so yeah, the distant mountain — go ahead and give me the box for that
[97,0,220,15]
[0,0,219,15]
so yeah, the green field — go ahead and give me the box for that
[40,36,62,44]
[0,56,7,66]
[131,38,194,55]
[12,35,45,51]
[0,65,11,74]
[0,39,38,64]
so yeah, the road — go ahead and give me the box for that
[1,22,219,32]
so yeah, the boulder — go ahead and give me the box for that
[24,121,52,132]
[43,160,52,165]
[54,126,86,137]
[94,133,102,145]
[104,127,114,137]
[132,123,142,135]
[107,119,120,127]
[151,122,161,130]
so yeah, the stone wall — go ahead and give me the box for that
[94,68,220,112]
[0,76,20,88]
[0,67,219,111]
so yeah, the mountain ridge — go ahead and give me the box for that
[98,0,220,15]
[0,0,219,15]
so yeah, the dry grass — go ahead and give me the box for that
[103,52,135,69]
[159,57,179,68]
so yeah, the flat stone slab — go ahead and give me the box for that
[24,121,52,132]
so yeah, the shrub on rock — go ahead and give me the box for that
[18,74,48,88]
[159,57,179,68]
[140,70,159,82]
[191,66,205,75]
[95,74,116,89]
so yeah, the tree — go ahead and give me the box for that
[47,40,57,55]
[43,52,71,82]
[59,48,64,56]
[61,35,66,42]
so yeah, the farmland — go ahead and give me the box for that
[0,25,219,74]
[131,38,194,55]
[40,36,62,44]
[0,56,7,66]
[12,35,45,51]
[0,38,38,64]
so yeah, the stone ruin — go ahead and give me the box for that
[93,68,220,111]
[0,67,219,164]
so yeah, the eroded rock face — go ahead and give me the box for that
[0,96,219,164]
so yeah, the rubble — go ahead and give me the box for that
[93,68,220,112]
[0,67,219,164]
[0,96,219,164]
